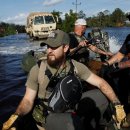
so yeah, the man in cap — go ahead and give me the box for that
[100,14,130,128]
[2,30,126,130]
[69,18,113,65]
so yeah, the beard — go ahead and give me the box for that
[47,53,65,68]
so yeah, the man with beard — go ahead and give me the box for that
[2,30,126,130]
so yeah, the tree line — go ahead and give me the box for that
[53,8,130,32]
[0,22,25,37]
[0,8,130,37]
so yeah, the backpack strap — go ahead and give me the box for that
[71,60,78,74]
[37,60,42,67]
[69,60,75,75]
[37,60,52,79]
[45,68,52,79]
[38,60,48,86]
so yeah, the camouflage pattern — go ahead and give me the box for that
[32,104,45,127]
[88,28,110,61]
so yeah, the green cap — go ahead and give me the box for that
[43,30,70,47]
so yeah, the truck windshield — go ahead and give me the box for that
[34,16,44,25]
[45,16,55,24]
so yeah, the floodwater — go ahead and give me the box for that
[0,27,130,126]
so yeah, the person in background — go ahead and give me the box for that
[100,14,130,128]
[2,30,126,130]
[69,18,113,65]
[88,27,111,61]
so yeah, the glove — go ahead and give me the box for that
[115,105,126,123]
[2,114,18,130]
[113,104,126,129]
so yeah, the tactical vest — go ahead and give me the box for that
[33,60,80,126]
[89,30,109,52]
[88,29,110,61]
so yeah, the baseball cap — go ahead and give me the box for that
[42,30,70,48]
[75,18,87,25]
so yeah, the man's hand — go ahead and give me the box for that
[79,40,90,47]
[106,52,113,57]
[2,114,18,130]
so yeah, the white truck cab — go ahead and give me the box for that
[25,12,57,39]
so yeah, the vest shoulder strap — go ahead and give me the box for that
[38,59,78,86]
[38,60,47,85]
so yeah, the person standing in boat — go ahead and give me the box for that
[2,30,126,130]
[88,27,111,62]
[100,14,130,128]
[69,18,113,65]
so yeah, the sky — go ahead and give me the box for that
[0,0,130,25]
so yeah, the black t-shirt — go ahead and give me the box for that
[68,32,89,63]
[119,34,130,55]
[69,33,80,49]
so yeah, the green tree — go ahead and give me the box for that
[77,10,86,19]
[62,9,77,32]
[51,10,63,29]
[103,10,111,26]
[111,8,125,26]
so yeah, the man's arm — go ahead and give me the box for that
[15,87,37,116]
[2,87,37,130]
[88,44,113,57]
[105,52,125,65]
[118,59,130,69]
[86,73,127,128]
[86,73,120,103]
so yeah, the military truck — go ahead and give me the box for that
[25,12,57,39]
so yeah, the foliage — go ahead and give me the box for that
[51,10,63,30]
[0,22,25,37]
[0,8,130,37]
[51,8,130,32]
[87,8,128,27]
[62,10,77,32]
